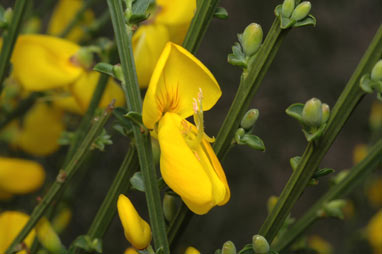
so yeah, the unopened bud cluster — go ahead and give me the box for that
[360,59,382,99]
[302,98,329,128]
[276,0,315,29]
[234,109,265,151]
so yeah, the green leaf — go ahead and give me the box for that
[214,7,228,19]
[302,123,326,142]
[129,0,153,24]
[72,235,102,253]
[228,42,247,68]
[238,244,254,254]
[92,129,113,151]
[360,74,377,93]
[294,15,317,28]
[285,103,304,123]
[94,62,115,78]
[240,134,265,151]
[130,171,146,192]
[280,17,294,29]
[274,4,282,17]
[313,168,335,178]
[289,156,301,171]
[113,107,132,128]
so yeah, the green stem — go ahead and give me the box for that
[59,0,98,38]
[5,105,113,254]
[258,25,382,243]
[0,0,27,94]
[64,73,109,164]
[182,0,222,52]
[107,0,169,252]
[0,92,43,130]
[273,139,382,252]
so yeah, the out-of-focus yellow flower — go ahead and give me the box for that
[36,217,64,254]
[0,211,36,254]
[117,194,152,250]
[366,210,382,254]
[11,34,82,91]
[369,101,382,131]
[48,0,94,42]
[366,177,382,208]
[184,246,200,254]
[70,71,125,113]
[307,235,333,254]
[124,247,139,254]
[15,103,64,156]
[133,0,196,87]
[142,42,230,215]
[343,200,355,220]
[352,144,368,165]
[52,205,72,233]
[0,157,45,197]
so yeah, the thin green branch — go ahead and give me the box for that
[0,0,27,94]
[258,25,382,243]
[273,139,382,252]
[0,92,43,130]
[107,0,169,252]
[5,105,113,254]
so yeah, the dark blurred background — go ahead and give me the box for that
[1,0,381,253]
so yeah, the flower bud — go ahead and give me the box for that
[323,199,346,219]
[371,60,382,81]
[241,109,260,130]
[291,1,312,21]
[331,170,349,185]
[52,205,72,233]
[241,23,263,56]
[4,8,13,24]
[222,241,236,254]
[73,47,94,69]
[113,64,124,83]
[321,103,330,123]
[281,0,295,18]
[369,102,382,131]
[151,137,161,165]
[36,217,65,254]
[185,246,200,254]
[252,234,270,254]
[302,98,322,128]
[267,196,278,214]
[234,128,245,143]
[163,193,178,222]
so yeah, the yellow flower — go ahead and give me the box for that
[308,235,333,254]
[15,103,64,156]
[142,42,230,215]
[133,0,196,87]
[366,210,382,254]
[0,211,36,254]
[47,0,94,42]
[352,144,368,165]
[0,157,45,197]
[52,205,72,233]
[117,194,152,250]
[184,246,200,254]
[366,177,382,208]
[11,34,82,91]
[36,217,64,253]
[124,247,139,254]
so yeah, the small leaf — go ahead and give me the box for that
[228,42,247,68]
[238,244,254,254]
[313,168,335,178]
[280,17,294,29]
[94,62,115,78]
[285,103,304,123]
[240,134,265,151]
[129,0,153,24]
[294,15,317,28]
[130,172,146,192]
[214,7,228,19]
[290,156,301,170]
[360,74,377,93]
[125,111,143,125]
[274,4,282,17]
[303,123,326,142]
[113,107,132,128]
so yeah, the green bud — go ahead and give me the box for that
[163,193,178,222]
[281,0,295,18]
[112,64,124,83]
[291,1,312,21]
[267,196,278,214]
[241,109,260,130]
[371,59,382,81]
[4,8,13,24]
[252,235,270,254]
[302,98,322,128]
[241,23,263,56]
[73,47,94,69]
[234,128,245,143]
[321,103,330,123]
[323,199,347,219]
[222,241,236,254]
[331,170,349,185]
[151,137,160,165]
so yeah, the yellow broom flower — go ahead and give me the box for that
[117,194,152,250]
[185,246,200,254]
[0,157,45,197]
[366,210,382,254]
[0,211,36,254]
[142,42,230,215]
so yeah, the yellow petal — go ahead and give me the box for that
[184,246,200,254]
[133,24,170,88]
[142,42,221,129]
[155,0,196,27]
[0,211,35,254]
[308,235,333,254]
[0,157,45,195]
[47,0,94,42]
[124,247,139,254]
[36,217,64,253]
[70,71,125,113]
[117,194,152,249]
[52,94,84,115]
[158,113,229,215]
[11,34,82,91]
[16,103,64,156]
[367,210,382,251]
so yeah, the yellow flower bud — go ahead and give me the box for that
[185,246,200,254]
[371,60,382,81]
[308,235,333,254]
[352,144,368,165]
[117,194,152,249]
[124,247,139,254]
[36,217,65,254]
[52,206,72,233]
[369,102,382,131]
[366,210,382,253]
[267,195,278,214]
